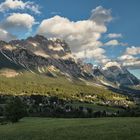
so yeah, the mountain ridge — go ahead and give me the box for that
[0,35,139,89]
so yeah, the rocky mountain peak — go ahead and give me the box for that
[101,61,139,86]
[0,35,82,78]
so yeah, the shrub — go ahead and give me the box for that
[4,97,27,123]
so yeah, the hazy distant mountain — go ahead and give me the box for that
[101,62,139,86]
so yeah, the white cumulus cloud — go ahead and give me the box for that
[90,6,112,25]
[1,13,36,30]
[125,46,140,55]
[37,6,113,64]
[119,54,135,61]
[105,40,119,46]
[118,46,140,69]
[0,13,36,40]
[0,0,40,14]
[104,39,127,46]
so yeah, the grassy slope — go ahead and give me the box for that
[0,72,128,101]
[0,117,140,140]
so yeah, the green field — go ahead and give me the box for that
[0,117,140,140]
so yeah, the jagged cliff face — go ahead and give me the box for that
[0,35,139,86]
[0,35,82,77]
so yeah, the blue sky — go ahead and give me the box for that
[33,0,140,44]
[0,0,140,78]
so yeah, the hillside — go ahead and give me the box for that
[0,71,134,108]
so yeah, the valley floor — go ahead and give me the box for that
[0,117,140,140]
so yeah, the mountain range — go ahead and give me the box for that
[0,35,139,96]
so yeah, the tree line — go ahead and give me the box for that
[0,95,140,124]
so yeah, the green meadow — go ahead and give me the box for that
[0,117,140,140]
